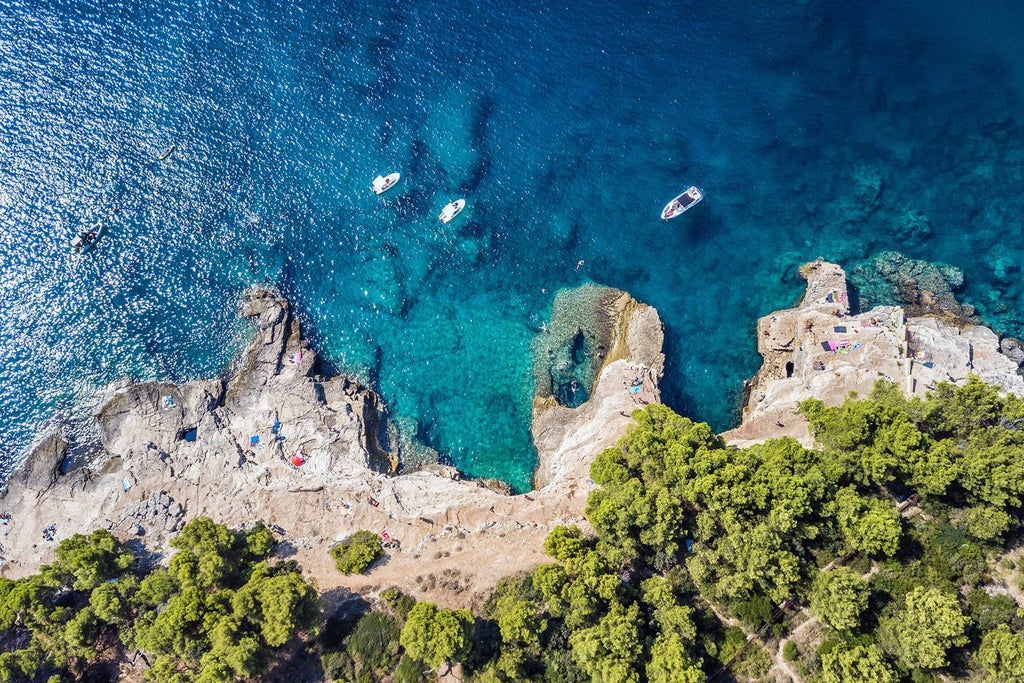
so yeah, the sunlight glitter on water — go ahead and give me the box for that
[2,1,1024,490]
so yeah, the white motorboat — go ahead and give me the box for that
[71,221,104,253]
[661,186,703,220]
[371,172,400,195]
[439,199,466,224]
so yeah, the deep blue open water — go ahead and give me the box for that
[2,1,1024,491]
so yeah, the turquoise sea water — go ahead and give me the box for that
[2,1,1024,491]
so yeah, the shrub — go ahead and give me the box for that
[717,626,748,665]
[393,654,430,683]
[347,611,401,675]
[381,587,416,621]
[967,588,1018,632]
[734,595,773,630]
[783,640,798,661]
[733,641,771,679]
[330,530,383,575]
[320,649,354,681]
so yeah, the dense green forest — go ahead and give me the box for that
[3,377,1024,681]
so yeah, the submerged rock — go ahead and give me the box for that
[892,208,934,242]
[532,284,617,408]
[852,250,976,324]
[828,165,886,228]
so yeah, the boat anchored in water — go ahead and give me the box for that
[371,172,400,195]
[439,199,465,224]
[661,186,703,220]
[71,222,104,253]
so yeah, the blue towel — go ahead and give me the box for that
[250,435,259,446]
[629,385,642,394]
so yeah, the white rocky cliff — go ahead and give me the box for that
[724,260,1024,447]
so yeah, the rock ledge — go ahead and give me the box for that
[723,260,1024,447]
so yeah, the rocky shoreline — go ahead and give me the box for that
[4,260,1023,609]
[0,285,664,609]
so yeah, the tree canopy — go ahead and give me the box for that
[329,529,384,575]
[481,380,1024,681]
[399,601,474,669]
[820,642,897,683]
[881,586,970,670]
[809,567,868,631]
[0,518,320,682]
[9,376,1024,681]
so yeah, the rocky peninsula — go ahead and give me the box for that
[723,259,1024,447]
[0,286,664,609]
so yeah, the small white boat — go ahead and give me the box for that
[661,186,703,220]
[71,221,104,253]
[439,199,466,224]
[371,172,400,195]
[158,144,175,161]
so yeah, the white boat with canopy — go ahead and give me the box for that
[661,186,703,220]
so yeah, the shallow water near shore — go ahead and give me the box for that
[2,1,1024,491]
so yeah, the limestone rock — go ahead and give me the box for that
[0,284,663,610]
[1000,337,1024,367]
[724,260,1024,448]
[120,491,186,535]
[5,430,66,496]
[97,379,224,457]
[532,287,665,489]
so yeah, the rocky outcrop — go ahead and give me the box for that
[3,431,67,497]
[532,287,665,488]
[724,260,1024,448]
[120,491,186,537]
[1000,337,1024,371]
[96,380,224,457]
[0,290,398,569]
